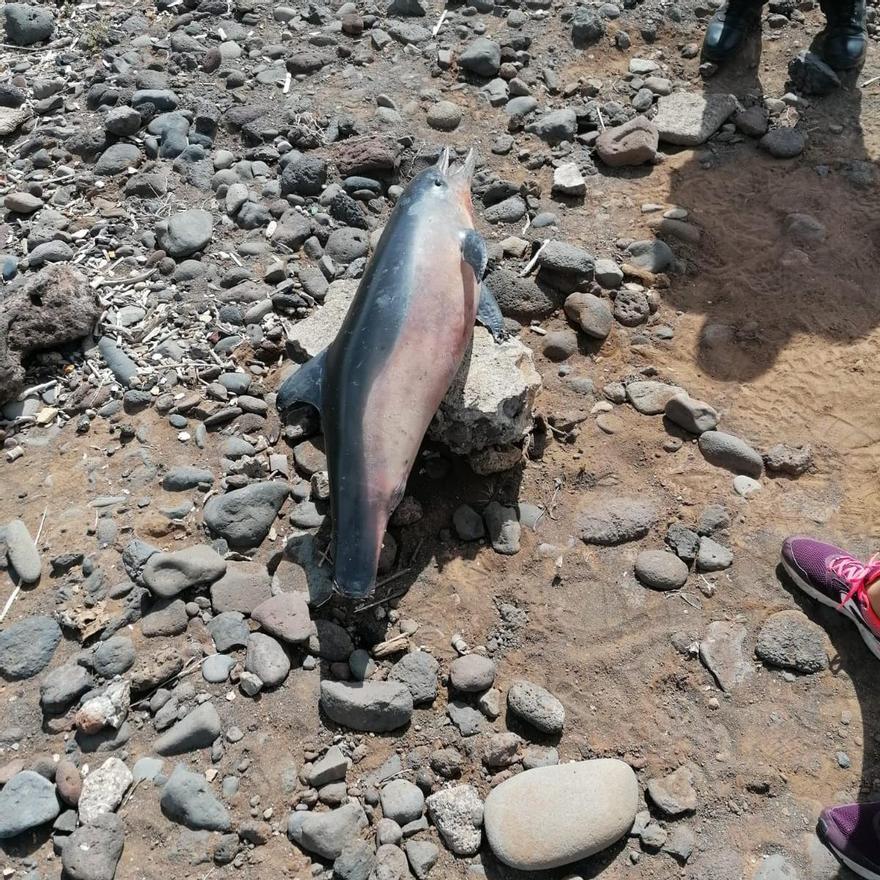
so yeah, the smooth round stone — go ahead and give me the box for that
[449,654,496,693]
[483,760,638,870]
[733,475,762,497]
[203,654,236,683]
[634,550,688,591]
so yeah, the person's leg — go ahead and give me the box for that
[781,537,880,660]
[817,0,867,70]
[701,0,765,62]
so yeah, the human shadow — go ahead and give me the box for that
[660,26,879,382]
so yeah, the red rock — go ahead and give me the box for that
[56,759,82,806]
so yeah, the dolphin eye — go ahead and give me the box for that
[434,179,442,187]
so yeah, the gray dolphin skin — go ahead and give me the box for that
[276,149,506,599]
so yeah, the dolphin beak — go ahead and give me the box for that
[435,146,451,176]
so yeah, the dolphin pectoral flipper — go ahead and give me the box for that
[460,229,488,281]
[476,284,508,343]
[276,348,326,413]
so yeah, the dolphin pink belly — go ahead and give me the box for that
[361,230,479,532]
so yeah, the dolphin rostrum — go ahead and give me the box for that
[276,148,506,598]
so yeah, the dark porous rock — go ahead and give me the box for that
[333,136,399,178]
[3,3,55,45]
[61,813,124,880]
[571,6,605,45]
[484,268,557,320]
[763,443,812,476]
[537,240,594,293]
[320,680,413,732]
[0,615,62,680]
[759,128,806,159]
[0,264,99,405]
[280,155,327,197]
[756,609,828,674]
[665,524,701,565]
[577,497,657,546]
[203,481,290,549]
[308,619,354,662]
[160,764,230,831]
[788,51,840,96]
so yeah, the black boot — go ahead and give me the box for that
[818,0,867,69]
[701,0,765,62]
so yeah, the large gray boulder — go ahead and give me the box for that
[282,281,540,459]
[320,680,413,732]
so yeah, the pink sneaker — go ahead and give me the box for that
[781,536,880,660]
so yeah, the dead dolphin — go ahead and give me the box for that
[277,148,506,598]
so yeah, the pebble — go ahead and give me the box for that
[427,101,462,131]
[142,545,226,598]
[450,654,497,693]
[577,497,657,546]
[646,765,697,816]
[288,802,367,860]
[203,481,289,549]
[61,814,125,880]
[153,702,222,756]
[158,209,213,258]
[626,381,685,415]
[484,760,638,869]
[210,561,272,614]
[0,770,61,838]
[755,610,829,673]
[425,785,484,856]
[483,502,521,554]
[4,518,41,583]
[635,550,689,590]
[388,651,439,705]
[334,839,375,880]
[453,504,485,541]
[696,536,734,572]
[699,621,752,692]
[698,430,764,478]
[665,394,719,434]
[202,654,235,683]
[251,592,315,644]
[552,163,586,197]
[564,292,612,339]
[507,680,565,734]
[406,840,440,880]
[207,612,250,651]
[245,633,291,687]
[380,779,425,825]
[308,619,355,662]
[760,128,806,158]
[160,765,230,831]
[459,37,501,77]
[542,329,579,362]
[625,239,674,272]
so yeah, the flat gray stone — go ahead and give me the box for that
[646,766,697,817]
[626,380,685,415]
[142,545,226,598]
[635,551,688,591]
[0,615,61,679]
[245,633,290,687]
[0,770,60,837]
[159,209,213,258]
[320,680,413,732]
[577,497,657,546]
[698,430,763,478]
[209,561,272,614]
[388,651,439,705]
[700,621,752,692]
[61,813,124,880]
[653,92,737,146]
[251,592,315,644]
[203,481,290,550]
[4,518,41,583]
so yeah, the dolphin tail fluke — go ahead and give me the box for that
[276,348,327,414]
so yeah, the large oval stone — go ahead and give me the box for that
[483,759,638,870]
